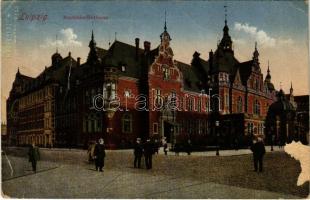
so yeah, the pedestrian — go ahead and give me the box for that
[250,137,266,172]
[28,143,40,173]
[234,138,239,151]
[134,138,143,168]
[94,138,106,172]
[144,139,153,169]
[154,139,160,154]
[174,142,180,156]
[185,139,192,155]
[163,140,168,156]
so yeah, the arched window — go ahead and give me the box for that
[237,96,243,113]
[122,113,132,133]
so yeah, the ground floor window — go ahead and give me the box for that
[122,113,132,133]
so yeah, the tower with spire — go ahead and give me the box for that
[288,81,295,104]
[159,11,173,59]
[87,30,99,64]
[160,11,172,43]
[218,5,233,52]
[252,42,261,71]
[264,61,275,93]
[51,34,62,66]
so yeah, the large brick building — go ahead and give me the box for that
[7,18,277,148]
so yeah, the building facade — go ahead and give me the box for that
[7,18,278,148]
[265,85,309,146]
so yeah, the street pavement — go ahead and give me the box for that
[1,147,308,198]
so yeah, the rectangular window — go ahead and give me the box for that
[198,98,202,112]
[122,114,132,133]
[155,89,162,106]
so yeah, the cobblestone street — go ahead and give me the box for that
[1,148,309,198]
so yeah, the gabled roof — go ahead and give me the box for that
[237,60,253,86]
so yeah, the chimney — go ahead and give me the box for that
[77,57,81,67]
[144,41,151,52]
[135,38,139,60]
[68,52,71,57]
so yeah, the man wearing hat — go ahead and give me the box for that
[134,138,143,168]
[250,136,266,172]
[94,138,106,172]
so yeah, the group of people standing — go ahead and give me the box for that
[134,138,165,169]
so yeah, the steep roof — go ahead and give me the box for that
[176,61,201,92]
[37,55,77,86]
[237,60,253,86]
[102,41,146,78]
[96,47,108,60]
[210,47,239,74]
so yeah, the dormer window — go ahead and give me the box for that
[163,67,170,80]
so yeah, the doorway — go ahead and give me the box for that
[164,121,172,143]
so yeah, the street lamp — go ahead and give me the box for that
[269,126,274,151]
[215,120,220,156]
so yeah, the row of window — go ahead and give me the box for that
[19,86,53,108]
[154,89,210,112]
[236,97,264,115]
[18,134,51,146]
[246,122,265,135]
[19,120,44,131]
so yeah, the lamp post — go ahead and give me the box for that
[215,120,220,156]
[271,134,274,151]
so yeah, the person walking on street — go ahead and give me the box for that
[174,142,180,156]
[28,143,40,173]
[134,138,143,168]
[163,140,168,156]
[94,138,106,172]
[185,139,192,155]
[144,139,153,169]
[250,137,266,172]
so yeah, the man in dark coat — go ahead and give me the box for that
[134,138,143,168]
[185,139,192,155]
[28,143,40,173]
[94,138,106,172]
[250,137,266,172]
[144,139,153,169]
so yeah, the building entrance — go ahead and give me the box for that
[164,121,173,143]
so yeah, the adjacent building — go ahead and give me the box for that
[265,85,309,145]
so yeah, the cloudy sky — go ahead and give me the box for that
[1,1,309,122]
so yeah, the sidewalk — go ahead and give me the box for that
[157,145,284,156]
[106,145,284,157]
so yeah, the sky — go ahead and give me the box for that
[1,0,309,122]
